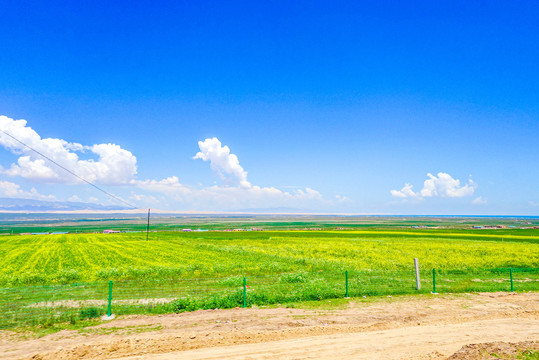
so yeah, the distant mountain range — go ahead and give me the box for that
[0,199,358,215]
[0,198,132,212]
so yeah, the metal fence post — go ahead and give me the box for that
[432,269,436,293]
[107,280,113,316]
[345,270,349,297]
[242,277,247,308]
[510,268,514,292]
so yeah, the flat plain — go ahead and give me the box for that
[1,229,538,285]
[0,217,538,359]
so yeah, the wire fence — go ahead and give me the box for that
[1,267,537,329]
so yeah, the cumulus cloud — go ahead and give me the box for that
[132,174,327,210]
[193,137,251,188]
[420,173,476,198]
[0,116,335,210]
[390,183,418,198]
[0,115,137,184]
[0,180,55,200]
[132,176,191,195]
[132,137,330,210]
[132,182,327,210]
[391,172,476,199]
[67,195,82,202]
[472,196,487,205]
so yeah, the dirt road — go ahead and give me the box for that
[119,318,538,360]
[1,292,537,359]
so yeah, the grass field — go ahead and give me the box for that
[0,229,538,285]
[1,213,538,235]
[0,227,537,329]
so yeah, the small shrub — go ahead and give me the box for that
[79,307,100,320]
[203,291,243,309]
[169,298,197,312]
[170,291,243,313]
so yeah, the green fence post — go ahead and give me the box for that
[510,268,514,292]
[107,280,113,316]
[345,270,349,298]
[242,277,247,308]
[432,269,436,293]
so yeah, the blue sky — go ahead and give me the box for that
[0,1,538,214]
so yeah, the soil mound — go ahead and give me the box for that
[448,341,539,359]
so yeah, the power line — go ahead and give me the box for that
[0,128,137,209]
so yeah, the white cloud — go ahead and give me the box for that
[133,137,329,210]
[193,137,251,188]
[133,179,327,210]
[390,183,418,198]
[0,115,137,184]
[4,156,59,180]
[421,173,476,198]
[0,180,55,200]
[391,172,476,199]
[67,195,82,202]
[472,196,487,205]
[129,193,160,205]
[132,176,190,195]
[0,117,337,210]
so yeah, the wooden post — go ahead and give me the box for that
[414,258,421,290]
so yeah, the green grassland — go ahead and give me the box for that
[0,227,537,329]
[0,230,538,285]
[1,214,538,234]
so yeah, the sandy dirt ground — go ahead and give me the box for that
[1,292,537,360]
